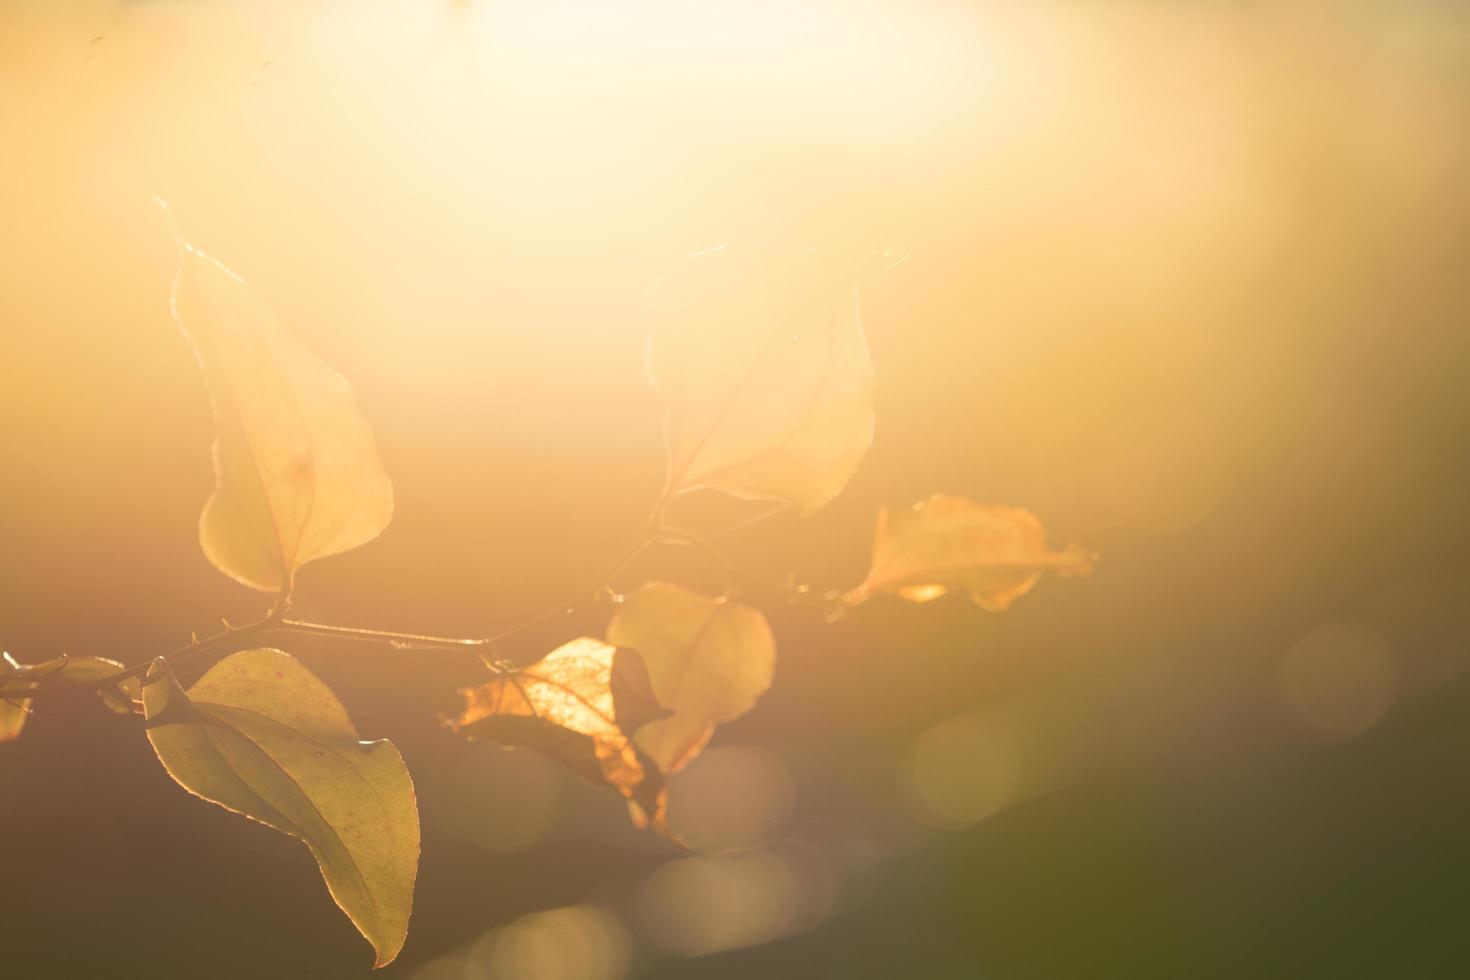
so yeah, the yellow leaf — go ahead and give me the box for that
[452,638,671,834]
[605,582,776,774]
[144,650,419,968]
[844,495,1096,612]
[647,247,898,515]
[170,242,393,594]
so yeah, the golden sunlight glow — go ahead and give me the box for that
[5,0,1470,975]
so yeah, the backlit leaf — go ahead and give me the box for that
[95,671,144,716]
[0,652,69,684]
[143,649,418,967]
[843,495,1096,612]
[0,699,27,743]
[452,639,671,833]
[647,246,898,515]
[606,582,776,774]
[0,653,34,742]
[170,241,394,594]
[0,654,134,741]
[1,669,45,741]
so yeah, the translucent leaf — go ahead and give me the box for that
[170,242,393,594]
[452,639,671,834]
[95,672,143,716]
[0,652,69,683]
[0,654,134,741]
[843,495,1096,612]
[143,650,418,967]
[0,700,27,743]
[647,246,898,515]
[605,582,776,774]
[0,656,33,741]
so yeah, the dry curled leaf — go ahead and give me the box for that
[144,649,419,968]
[452,638,672,834]
[170,238,393,594]
[843,495,1096,612]
[606,582,777,775]
[647,246,900,515]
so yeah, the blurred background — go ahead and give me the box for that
[3,0,1470,977]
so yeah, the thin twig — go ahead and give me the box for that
[9,520,670,702]
[693,500,792,542]
[655,527,803,598]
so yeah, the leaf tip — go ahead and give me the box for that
[370,939,406,970]
[1061,543,1099,577]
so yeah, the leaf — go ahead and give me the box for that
[143,649,419,967]
[0,653,35,742]
[0,654,135,741]
[0,699,28,743]
[646,246,899,515]
[843,495,1096,612]
[451,639,672,833]
[607,641,669,736]
[605,582,777,774]
[170,240,393,594]
[95,671,144,716]
[0,659,51,741]
[0,651,70,684]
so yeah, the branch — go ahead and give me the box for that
[7,524,668,703]
[654,527,808,601]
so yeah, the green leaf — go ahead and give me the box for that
[95,671,144,716]
[646,246,899,515]
[170,240,394,594]
[0,651,69,683]
[64,657,129,679]
[143,649,419,967]
[0,654,134,741]
[2,652,48,741]
[606,582,777,774]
